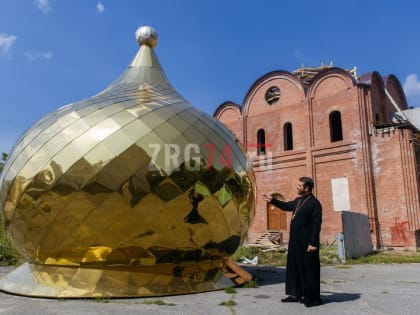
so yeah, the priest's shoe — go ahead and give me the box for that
[281,296,303,303]
[304,298,323,307]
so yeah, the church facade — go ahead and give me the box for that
[214,66,420,248]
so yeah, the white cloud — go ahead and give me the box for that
[0,33,17,57]
[96,1,105,14]
[403,74,420,106]
[35,0,51,14]
[24,50,54,61]
[403,74,420,95]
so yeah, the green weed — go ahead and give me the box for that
[219,299,236,307]
[224,287,237,294]
[140,299,176,306]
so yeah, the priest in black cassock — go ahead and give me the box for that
[263,176,323,307]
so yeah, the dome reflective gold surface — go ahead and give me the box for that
[0,26,255,298]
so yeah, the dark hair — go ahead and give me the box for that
[299,176,314,192]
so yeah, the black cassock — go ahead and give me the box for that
[270,194,322,300]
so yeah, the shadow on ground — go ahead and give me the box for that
[241,265,361,303]
[242,265,285,285]
[321,291,361,304]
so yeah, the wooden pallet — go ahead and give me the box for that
[222,257,253,285]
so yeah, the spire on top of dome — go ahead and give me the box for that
[135,26,158,48]
[105,25,171,90]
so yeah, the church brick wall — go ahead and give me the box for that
[214,68,420,249]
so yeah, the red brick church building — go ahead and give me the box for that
[214,65,420,249]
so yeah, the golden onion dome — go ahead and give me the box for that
[0,26,255,298]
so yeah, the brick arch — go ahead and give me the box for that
[383,74,408,121]
[214,101,242,120]
[213,101,244,144]
[308,68,357,147]
[241,71,306,154]
[308,68,357,99]
[366,72,387,123]
[242,71,305,117]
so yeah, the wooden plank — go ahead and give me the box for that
[222,257,252,285]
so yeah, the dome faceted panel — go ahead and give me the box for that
[0,26,255,298]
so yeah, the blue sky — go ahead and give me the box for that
[1,0,420,155]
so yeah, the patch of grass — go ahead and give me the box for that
[219,299,236,307]
[242,279,259,288]
[224,287,237,294]
[232,244,340,266]
[346,250,420,264]
[232,246,287,266]
[320,245,340,265]
[0,224,24,266]
[140,299,176,306]
[231,246,260,261]
[232,245,420,266]
[219,294,237,314]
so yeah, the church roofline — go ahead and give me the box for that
[213,101,242,118]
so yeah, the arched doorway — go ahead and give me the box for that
[267,193,287,230]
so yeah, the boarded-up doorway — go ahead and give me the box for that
[267,193,287,230]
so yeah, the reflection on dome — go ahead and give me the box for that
[0,26,255,298]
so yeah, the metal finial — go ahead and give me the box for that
[135,26,158,47]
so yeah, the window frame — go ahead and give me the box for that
[257,129,266,155]
[329,110,343,142]
[283,122,293,151]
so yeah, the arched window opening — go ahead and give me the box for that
[283,122,293,151]
[257,129,266,155]
[330,111,343,142]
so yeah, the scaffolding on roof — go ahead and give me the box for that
[292,62,359,85]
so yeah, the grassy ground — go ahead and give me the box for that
[232,245,420,266]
